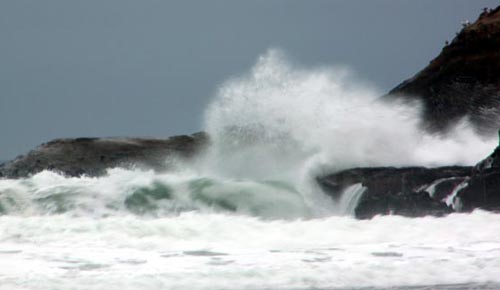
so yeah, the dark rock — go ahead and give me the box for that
[325,6,500,218]
[0,132,208,178]
[458,169,500,212]
[386,6,500,133]
[318,136,500,219]
[427,177,468,201]
[318,166,471,219]
[457,142,500,212]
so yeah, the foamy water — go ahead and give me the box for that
[1,50,498,289]
[1,210,500,290]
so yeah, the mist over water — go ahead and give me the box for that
[204,49,496,173]
[1,50,499,290]
[194,49,497,217]
[0,49,498,220]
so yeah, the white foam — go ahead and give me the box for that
[444,178,470,210]
[203,49,496,176]
[196,49,497,217]
[1,50,496,220]
[1,211,500,290]
[423,177,462,198]
[335,183,366,215]
[0,50,498,290]
[0,168,315,219]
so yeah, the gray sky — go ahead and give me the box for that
[1,0,498,160]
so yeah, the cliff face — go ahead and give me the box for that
[387,7,500,133]
[0,133,208,178]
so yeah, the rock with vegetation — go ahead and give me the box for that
[386,7,500,133]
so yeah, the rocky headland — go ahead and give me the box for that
[387,6,500,133]
[316,7,500,218]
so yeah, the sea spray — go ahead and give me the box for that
[1,50,500,290]
[0,49,497,219]
[336,183,366,216]
[198,49,497,216]
[203,49,496,172]
[0,169,312,219]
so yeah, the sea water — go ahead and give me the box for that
[0,50,498,290]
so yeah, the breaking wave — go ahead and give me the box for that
[0,169,311,219]
[0,49,497,219]
[1,49,500,290]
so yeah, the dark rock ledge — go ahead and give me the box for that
[317,145,500,219]
[0,132,208,179]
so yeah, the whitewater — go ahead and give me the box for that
[1,50,499,290]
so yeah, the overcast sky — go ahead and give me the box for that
[1,1,498,160]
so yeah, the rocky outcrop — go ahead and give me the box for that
[316,6,500,218]
[318,142,500,219]
[458,145,500,212]
[318,167,465,219]
[0,132,208,178]
[387,7,500,133]
[314,6,500,219]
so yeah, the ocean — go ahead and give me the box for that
[1,50,498,290]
